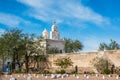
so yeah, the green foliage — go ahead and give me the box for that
[54,57,73,69]
[104,68,110,74]
[56,69,66,74]
[0,28,47,73]
[64,38,83,53]
[99,39,120,50]
[19,34,47,73]
[99,43,108,50]
[0,29,28,71]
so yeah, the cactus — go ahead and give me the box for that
[75,65,78,74]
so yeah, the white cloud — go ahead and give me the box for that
[17,0,110,27]
[66,4,110,26]
[0,13,30,27]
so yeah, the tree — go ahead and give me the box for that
[30,39,46,70]
[109,39,120,50]
[0,29,27,71]
[99,39,120,50]
[54,57,73,69]
[64,38,83,53]
[0,29,48,73]
[99,43,108,50]
[22,33,36,73]
[0,29,36,72]
[24,36,48,72]
[7,29,28,72]
[73,40,83,52]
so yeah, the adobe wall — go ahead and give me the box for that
[48,50,120,72]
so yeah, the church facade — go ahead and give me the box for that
[41,22,65,54]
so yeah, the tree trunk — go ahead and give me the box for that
[25,53,29,73]
[12,52,16,72]
[2,54,5,72]
[36,56,39,69]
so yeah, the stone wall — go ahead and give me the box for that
[48,50,120,72]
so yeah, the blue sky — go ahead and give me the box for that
[0,0,120,51]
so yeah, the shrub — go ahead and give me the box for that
[56,69,66,74]
[54,57,73,69]
[104,68,110,74]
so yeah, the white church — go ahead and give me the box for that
[40,22,65,54]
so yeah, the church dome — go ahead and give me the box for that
[42,29,48,39]
[43,29,48,34]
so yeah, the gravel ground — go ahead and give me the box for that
[0,74,120,80]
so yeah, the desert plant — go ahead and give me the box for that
[91,57,111,74]
[54,57,73,69]
[104,68,110,74]
[56,69,66,74]
[75,65,78,74]
[104,60,110,74]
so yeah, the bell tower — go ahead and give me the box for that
[50,21,60,40]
